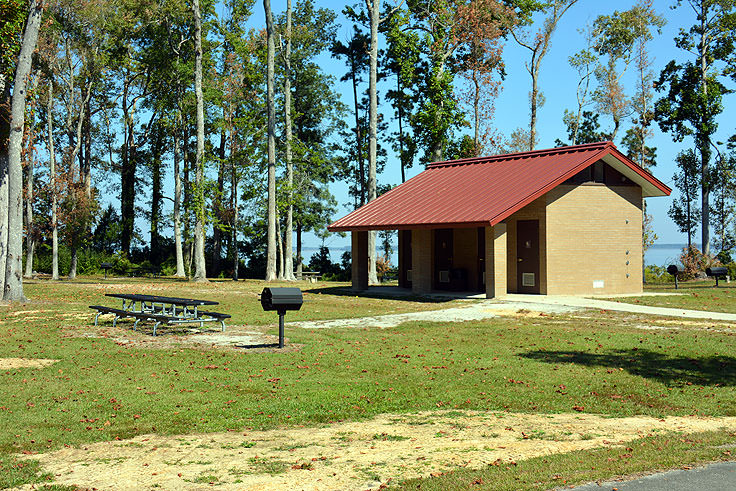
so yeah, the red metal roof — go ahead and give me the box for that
[328,141,671,232]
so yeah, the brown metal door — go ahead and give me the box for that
[434,229,453,290]
[477,227,485,292]
[516,220,540,294]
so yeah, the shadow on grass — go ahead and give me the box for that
[236,342,280,349]
[25,276,191,286]
[521,348,736,387]
[303,285,461,303]
[646,281,736,292]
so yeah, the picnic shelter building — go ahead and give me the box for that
[327,141,671,298]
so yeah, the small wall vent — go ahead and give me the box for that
[522,273,535,287]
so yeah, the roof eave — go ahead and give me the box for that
[328,221,493,233]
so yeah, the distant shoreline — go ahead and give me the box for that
[649,243,694,249]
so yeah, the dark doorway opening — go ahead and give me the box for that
[399,230,412,289]
[477,227,485,292]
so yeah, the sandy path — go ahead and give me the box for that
[16,410,736,490]
[291,301,578,329]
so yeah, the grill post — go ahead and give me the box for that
[667,265,681,290]
[278,310,285,348]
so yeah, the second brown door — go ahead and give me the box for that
[516,220,540,294]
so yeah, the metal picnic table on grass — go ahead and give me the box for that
[89,293,230,335]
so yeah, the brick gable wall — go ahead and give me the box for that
[544,184,643,295]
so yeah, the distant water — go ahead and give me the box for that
[308,243,690,268]
[645,244,688,267]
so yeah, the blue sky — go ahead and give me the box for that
[192,0,736,267]
[256,0,735,257]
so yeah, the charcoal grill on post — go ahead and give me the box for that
[705,267,728,287]
[260,287,303,348]
[100,262,113,280]
[667,264,682,289]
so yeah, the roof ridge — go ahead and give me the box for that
[426,141,612,169]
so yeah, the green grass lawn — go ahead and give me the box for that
[21,277,457,326]
[2,277,736,489]
[397,430,736,490]
[603,280,736,313]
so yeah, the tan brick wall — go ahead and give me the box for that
[545,185,643,295]
[453,227,479,291]
[485,224,507,298]
[506,195,547,294]
[411,229,433,294]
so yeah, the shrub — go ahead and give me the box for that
[376,254,392,282]
[76,249,116,275]
[644,265,672,283]
[308,246,349,281]
[678,246,720,280]
[727,262,736,281]
[717,250,733,265]
[110,251,135,275]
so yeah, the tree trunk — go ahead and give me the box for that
[65,72,91,281]
[173,109,185,277]
[47,82,59,280]
[397,74,406,183]
[572,108,581,145]
[473,69,480,156]
[192,0,207,282]
[296,223,303,279]
[610,116,620,142]
[23,68,40,280]
[701,144,710,255]
[150,124,162,264]
[283,0,296,281]
[0,84,9,295]
[367,0,379,285]
[264,0,277,281]
[277,210,284,280]
[68,245,77,279]
[82,77,92,199]
[23,141,34,278]
[351,67,365,206]
[231,157,239,281]
[120,73,136,256]
[529,69,538,151]
[212,114,226,278]
[699,3,710,257]
[430,62,445,161]
[183,125,192,277]
[4,0,43,301]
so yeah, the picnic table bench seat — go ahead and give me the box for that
[148,306,231,325]
[90,297,229,336]
[198,311,231,319]
[89,305,131,327]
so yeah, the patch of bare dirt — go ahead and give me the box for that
[0,358,59,369]
[633,317,736,333]
[63,321,303,353]
[15,411,736,491]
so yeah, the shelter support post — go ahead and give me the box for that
[411,229,432,294]
[351,231,369,291]
[485,224,507,299]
